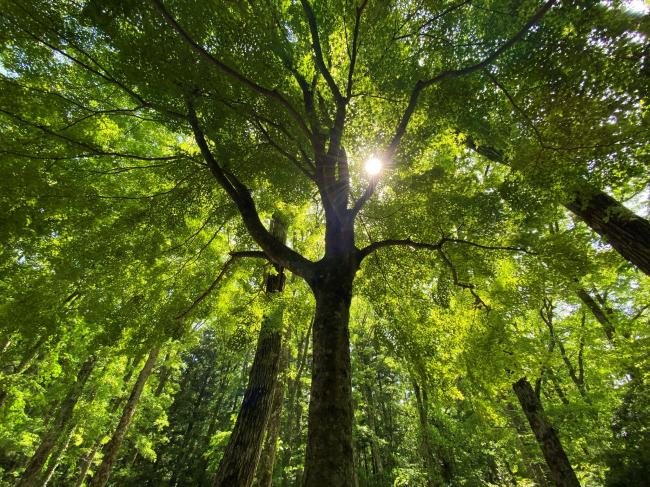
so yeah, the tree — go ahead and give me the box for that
[1,1,648,485]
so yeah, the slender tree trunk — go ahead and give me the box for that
[13,336,47,376]
[89,346,161,487]
[40,425,75,486]
[281,321,311,487]
[566,190,650,275]
[302,260,356,487]
[74,437,103,487]
[17,355,97,487]
[413,382,438,487]
[512,378,581,487]
[154,355,171,397]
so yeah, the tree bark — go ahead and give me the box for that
[566,190,650,275]
[254,323,291,487]
[467,139,650,275]
[253,369,284,487]
[74,437,103,487]
[302,259,356,487]
[40,425,75,486]
[213,215,287,487]
[212,307,283,486]
[17,354,97,487]
[89,346,161,487]
[512,377,581,487]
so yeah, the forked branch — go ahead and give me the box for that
[386,0,556,160]
[152,0,311,136]
[187,102,314,278]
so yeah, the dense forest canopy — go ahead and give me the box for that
[0,0,649,486]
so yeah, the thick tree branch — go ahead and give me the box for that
[358,235,532,261]
[346,0,368,99]
[358,237,444,261]
[350,178,378,217]
[187,103,314,278]
[386,0,556,161]
[152,0,311,137]
[300,0,345,104]
[175,250,267,320]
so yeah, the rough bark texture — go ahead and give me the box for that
[468,139,650,276]
[18,355,97,487]
[302,259,356,487]
[506,401,553,486]
[213,215,287,487]
[212,310,283,486]
[565,189,650,275]
[253,370,284,487]
[89,347,160,487]
[513,378,581,487]
[254,323,291,487]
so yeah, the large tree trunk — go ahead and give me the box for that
[254,323,291,487]
[253,367,285,487]
[566,190,650,275]
[512,377,581,487]
[213,215,287,487]
[212,307,283,486]
[18,354,97,487]
[302,258,356,487]
[89,346,161,487]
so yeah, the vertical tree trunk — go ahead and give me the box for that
[74,437,103,487]
[302,262,355,487]
[213,215,287,487]
[89,346,161,487]
[505,401,552,486]
[413,382,438,487]
[254,323,291,487]
[253,372,284,487]
[512,378,581,487]
[565,190,650,276]
[212,307,283,486]
[18,354,97,487]
[280,321,311,487]
[40,425,76,486]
